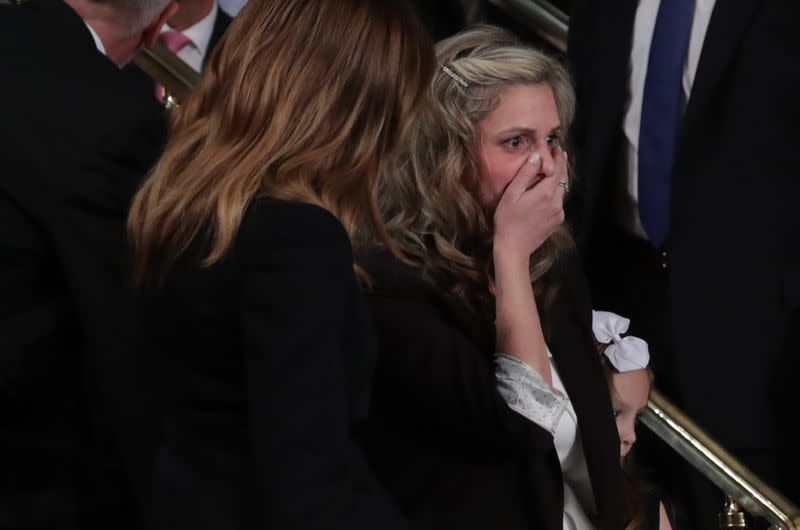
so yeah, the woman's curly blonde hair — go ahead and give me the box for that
[359,25,576,319]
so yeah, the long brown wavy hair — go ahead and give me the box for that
[360,25,575,319]
[128,0,434,283]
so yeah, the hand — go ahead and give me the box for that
[493,148,568,265]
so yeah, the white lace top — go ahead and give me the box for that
[495,352,597,530]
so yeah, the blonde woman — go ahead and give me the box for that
[126,0,434,528]
[355,26,623,530]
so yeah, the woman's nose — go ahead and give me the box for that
[538,145,556,176]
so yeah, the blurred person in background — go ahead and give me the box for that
[0,0,177,527]
[567,0,800,526]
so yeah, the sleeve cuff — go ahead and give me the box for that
[494,353,569,435]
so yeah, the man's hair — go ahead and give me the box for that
[97,0,172,34]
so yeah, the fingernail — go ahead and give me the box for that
[529,151,541,165]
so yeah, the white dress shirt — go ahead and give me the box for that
[218,0,245,17]
[549,356,597,530]
[84,22,106,56]
[163,0,218,73]
[621,0,716,237]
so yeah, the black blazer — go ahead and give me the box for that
[567,0,800,450]
[122,7,232,97]
[138,198,406,530]
[205,6,232,61]
[0,1,166,528]
[356,251,623,530]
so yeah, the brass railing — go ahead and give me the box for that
[644,390,799,529]
[132,42,199,108]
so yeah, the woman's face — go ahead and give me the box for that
[610,369,651,461]
[474,83,562,209]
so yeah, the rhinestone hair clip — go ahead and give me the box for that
[440,64,469,88]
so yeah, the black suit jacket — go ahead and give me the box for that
[0,1,166,528]
[567,0,800,450]
[138,198,406,530]
[205,6,231,60]
[122,7,232,97]
[357,251,623,530]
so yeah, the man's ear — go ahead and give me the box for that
[141,1,179,48]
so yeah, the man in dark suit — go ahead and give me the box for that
[124,0,231,100]
[567,0,800,525]
[0,0,176,527]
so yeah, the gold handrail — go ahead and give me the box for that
[132,42,199,107]
[642,390,800,529]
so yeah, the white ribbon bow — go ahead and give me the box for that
[591,310,650,372]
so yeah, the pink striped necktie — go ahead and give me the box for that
[155,30,193,102]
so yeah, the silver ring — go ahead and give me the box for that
[558,180,569,192]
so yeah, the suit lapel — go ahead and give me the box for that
[570,0,639,244]
[596,0,639,87]
[574,0,639,133]
[682,0,761,136]
[204,7,232,67]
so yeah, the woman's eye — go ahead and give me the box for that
[546,134,561,148]
[504,135,529,149]
[613,409,621,418]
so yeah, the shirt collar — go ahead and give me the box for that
[164,0,218,56]
[83,22,107,56]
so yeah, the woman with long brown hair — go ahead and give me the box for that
[354,26,623,529]
[126,1,433,528]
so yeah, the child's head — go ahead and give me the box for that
[605,366,652,461]
[592,311,653,462]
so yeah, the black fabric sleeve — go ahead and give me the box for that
[366,288,555,452]
[0,191,79,405]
